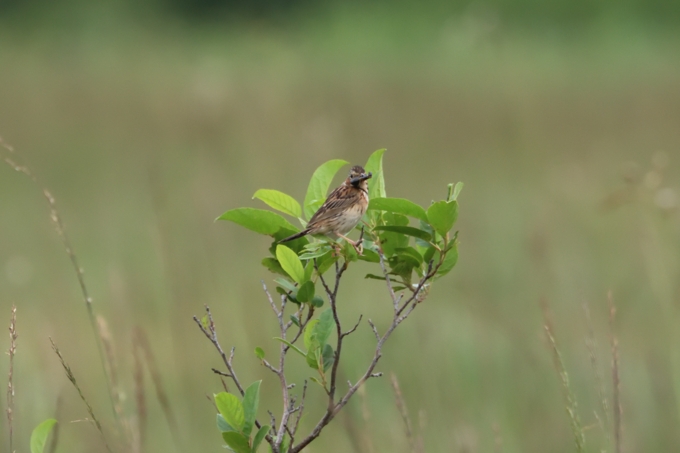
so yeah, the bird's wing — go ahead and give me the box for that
[307,185,358,228]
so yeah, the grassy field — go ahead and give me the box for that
[1,12,680,452]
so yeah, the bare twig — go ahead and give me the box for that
[342,315,363,338]
[50,338,113,453]
[7,305,17,453]
[194,306,272,445]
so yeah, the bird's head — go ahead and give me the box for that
[347,165,372,189]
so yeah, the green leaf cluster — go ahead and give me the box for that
[366,181,462,288]
[215,381,270,453]
[218,149,461,298]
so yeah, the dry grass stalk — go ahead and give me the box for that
[608,291,622,453]
[583,301,611,440]
[0,136,117,418]
[132,330,147,453]
[6,305,18,453]
[357,384,375,453]
[98,316,133,447]
[49,337,113,453]
[541,301,586,452]
[134,328,181,449]
[390,373,418,453]
[48,392,65,453]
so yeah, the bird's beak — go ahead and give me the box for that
[351,172,372,185]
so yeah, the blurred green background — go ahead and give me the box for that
[1,0,680,451]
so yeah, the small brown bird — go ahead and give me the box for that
[280,165,372,253]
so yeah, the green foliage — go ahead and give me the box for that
[426,200,458,237]
[253,189,302,219]
[220,151,462,315]
[242,381,261,436]
[217,208,298,236]
[30,419,57,453]
[215,392,245,432]
[276,245,306,284]
[368,197,428,222]
[215,382,267,453]
[303,159,349,219]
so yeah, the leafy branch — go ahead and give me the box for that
[195,150,461,453]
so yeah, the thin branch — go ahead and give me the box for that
[290,246,435,453]
[193,307,246,396]
[291,380,308,439]
[342,315,363,338]
[211,369,232,378]
[367,319,380,340]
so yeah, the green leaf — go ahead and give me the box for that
[254,347,265,360]
[299,246,333,260]
[304,159,349,219]
[364,149,386,200]
[374,226,432,241]
[217,414,236,433]
[357,248,380,263]
[364,273,387,281]
[242,381,261,437]
[315,252,338,275]
[435,244,459,279]
[322,343,335,372]
[452,182,464,201]
[217,208,298,236]
[222,432,251,453]
[30,418,57,453]
[395,246,424,265]
[276,245,306,284]
[310,376,324,387]
[427,201,458,236]
[367,198,427,222]
[273,277,297,294]
[303,260,314,282]
[261,258,287,276]
[304,320,319,350]
[306,346,321,369]
[389,255,416,279]
[311,296,325,308]
[274,338,307,358]
[314,309,335,348]
[253,189,302,218]
[296,280,315,303]
[252,425,270,453]
[422,246,436,265]
[415,221,436,248]
[215,392,245,432]
[270,228,308,255]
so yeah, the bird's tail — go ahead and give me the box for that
[279,229,310,243]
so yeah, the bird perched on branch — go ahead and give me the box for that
[279,165,372,253]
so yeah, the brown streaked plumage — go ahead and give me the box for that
[280,165,372,252]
